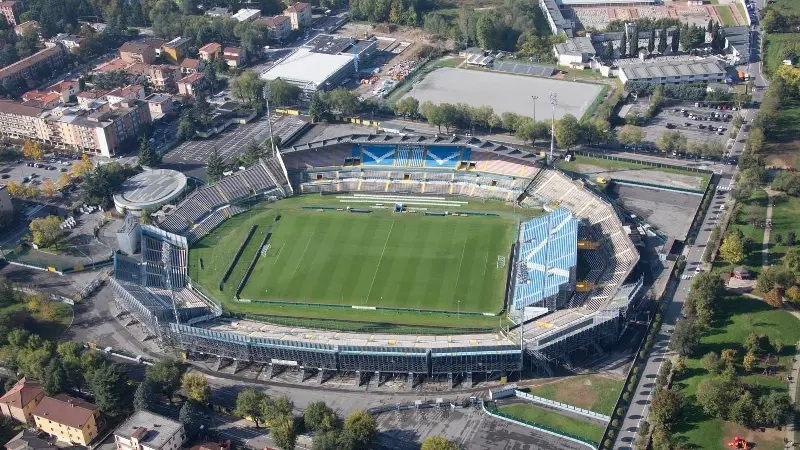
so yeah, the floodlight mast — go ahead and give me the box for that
[262,84,276,154]
[549,92,557,165]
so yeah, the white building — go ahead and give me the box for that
[114,411,185,450]
[618,58,726,85]
[231,8,261,22]
[553,36,596,66]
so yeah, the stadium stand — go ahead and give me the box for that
[425,146,462,168]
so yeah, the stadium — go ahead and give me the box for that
[110,134,643,386]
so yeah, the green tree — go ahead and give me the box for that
[720,232,745,266]
[620,32,627,59]
[649,388,682,432]
[501,112,520,132]
[269,78,301,107]
[133,382,155,411]
[309,92,328,123]
[343,410,378,450]
[617,125,645,147]
[88,363,132,418]
[242,140,266,166]
[29,216,63,249]
[421,436,460,450]
[271,416,297,450]
[304,401,337,433]
[395,97,419,119]
[181,372,210,405]
[784,247,800,272]
[554,114,580,150]
[138,138,161,167]
[658,28,668,54]
[177,112,196,140]
[669,317,701,357]
[701,351,724,374]
[206,147,225,183]
[145,358,182,402]
[234,388,267,427]
[756,266,795,293]
[759,391,792,426]
[696,377,739,419]
[180,401,202,438]
[647,28,655,53]
[264,395,294,426]
[657,130,687,154]
[487,113,502,134]
[43,359,66,396]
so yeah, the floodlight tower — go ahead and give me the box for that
[262,84,276,154]
[549,91,557,164]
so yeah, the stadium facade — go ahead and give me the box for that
[109,134,644,383]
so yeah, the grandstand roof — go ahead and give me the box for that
[514,208,578,309]
[113,169,188,214]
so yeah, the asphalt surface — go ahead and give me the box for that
[612,18,767,449]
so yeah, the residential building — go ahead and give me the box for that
[120,42,157,65]
[618,58,726,85]
[76,89,109,108]
[724,26,751,65]
[47,34,85,52]
[106,85,146,104]
[0,101,51,142]
[0,45,69,89]
[47,80,80,103]
[13,20,38,36]
[554,36,596,66]
[177,73,204,97]
[205,7,231,18]
[198,43,222,62]
[162,37,193,62]
[114,411,185,450]
[144,93,174,120]
[223,47,243,68]
[232,8,261,22]
[141,38,166,57]
[180,58,203,75]
[284,2,311,30]
[0,184,15,228]
[21,90,62,109]
[0,0,23,26]
[87,22,107,33]
[149,65,180,92]
[0,378,45,425]
[32,395,100,446]
[260,15,291,40]
[4,430,56,450]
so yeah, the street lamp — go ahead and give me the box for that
[531,95,538,122]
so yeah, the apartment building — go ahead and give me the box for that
[260,15,291,40]
[120,41,157,65]
[223,47,243,68]
[180,58,203,75]
[198,42,222,62]
[177,73,204,97]
[0,0,23,26]
[0,45,69,88]
[149,65,180,92]
[76,88,109,108]
[145,93,174,119]
[32,395,100,446]
[22,90,63,109]
[114,411,185,450]
[284,2,311,30]
[47,80,80,103]
[0,378,45,425]
[106,85,146,104]
[0,101,51,141]
[162,37,192,62]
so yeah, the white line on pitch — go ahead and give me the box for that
[365,220,395,304]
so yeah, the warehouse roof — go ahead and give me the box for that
[260,48,352,86]
[554,36,596,56]
[620,58,725,81]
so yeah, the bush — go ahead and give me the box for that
[633,367,641,375]
[612,419,620,428]
[617,407,625,416]
[622,392,631,403]
[608,429,616,439]
[639,350,647,359]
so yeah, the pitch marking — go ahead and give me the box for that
[365,220,395,304]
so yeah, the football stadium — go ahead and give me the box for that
[110,134,643,386]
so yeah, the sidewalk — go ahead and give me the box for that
[763,189,775,268]
[784,306,800,448]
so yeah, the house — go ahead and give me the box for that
[259,15,291,41]
[140,38,166,57]
[0,378,45,425]
[47,80,80,103]
[177,73,205,97]
[32,395,100,446]
[162,37,193,62]
[0,0,23,26]
[205,7,231,18]
[733,266,751,280]
[724,26,751,65]
[149,65,180,92]
[283,2,311,30]
[47,34,84,52]
[4,430,56,450]
[106,85,146,104]
[180,58,203,75]
[553,36,596,66]
[21,90,62,109]
[198,42,222,62]
[223,47,243,68]
[114,411,185,450]
[144,93,174,120]
[76,88,109,108]
[13,20,38,36]
[231,8,261,22]
[120,41,157,65]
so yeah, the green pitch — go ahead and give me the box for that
[240,210,511,312]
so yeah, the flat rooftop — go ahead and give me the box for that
[260,48,352,86]
[113,169,187,209]
[620,57,725,80]
[304,34,353,54]
[554,36,596,56]
[115,410,183,449]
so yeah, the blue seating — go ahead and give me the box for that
[360,145,396,166]
[425,146,461,168]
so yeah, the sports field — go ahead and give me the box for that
[188,195,540,330]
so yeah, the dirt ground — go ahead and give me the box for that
[722,422,785,450]
[764,145,800,169]
[572,163,704,191]
[572,1,747,30]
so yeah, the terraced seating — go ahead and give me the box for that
[282,144,352,169]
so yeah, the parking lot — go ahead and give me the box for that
[638,102,740,154]
[162,115,307,180]
[0,156,76,186]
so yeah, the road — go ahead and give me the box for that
[612,16,769,449]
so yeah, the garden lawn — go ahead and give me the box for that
[498,403,605,444]
[764,34,800,76]
[527,374,623,416]
[764,100,800,169]
[672,294,800,449]
[712,188,767,276]
[766,193,800,266]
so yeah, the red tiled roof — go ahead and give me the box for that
[181,58,201,69]
[259,15,288,28]
[285,2,309,13]
[0,100,44,117]
[32,395,97,429]
[0,378,43,409]
[178,72,204,84]
[198,42,222,54]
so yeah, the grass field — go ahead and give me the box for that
[764,100,800,169]
[712,188,767,275]
[498,403,605,444]
[766,193,800,265]
[525,374,624,416]
[764,33,800,75]
[672,294,800,450]
[714,5,737,26]
[188,195,538,330]
[557,154,711,190]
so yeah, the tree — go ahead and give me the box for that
[312,430,353,450]
[719,232,745,266]
[181,372,210,405]
[604,40,614,59]
[759,391,792,426]
[756,266,795,293]
[29,216,63,249]
[40,178,57,198]
[763,287,784,308]
[269,78,301,107]
[670,317,700,357]
[702,351,724,374]
[744,332,769,355]
[230,70,266,107]
[72,154,94,179]
[617,125,645,147]
[554,114,580,150]
[145,358,182,401]
[729,390,756,427]
[23,141,43,160]
[620,32,627,59]
[649,388,682,432]
[195,93,213,126]
[177,112,196,141]
[647,28,655,54]
[206,147,224,183]
[264,395,293,426]
[786,285,800,304]
[234,388,267,427]
[696,377,739,419]
[501,112,520,132]
[271,416,296,450]
[304,401,337,433]
[788,230,796,246]
[395,97,419,119]
[179,401,202,439]
[658,28,668,54]
[133,382,155,411]
[242,140,266,166]
[88,362,132,418]
[657,130,687,154]
[421,436,460,450]
[343,410,377,450]
[784,247,800,273]
[721,349,737,367]
[309,92,328,123]
[43,359,66,396]
[138,138,161,167]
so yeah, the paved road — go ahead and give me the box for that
[612,21,769,449]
